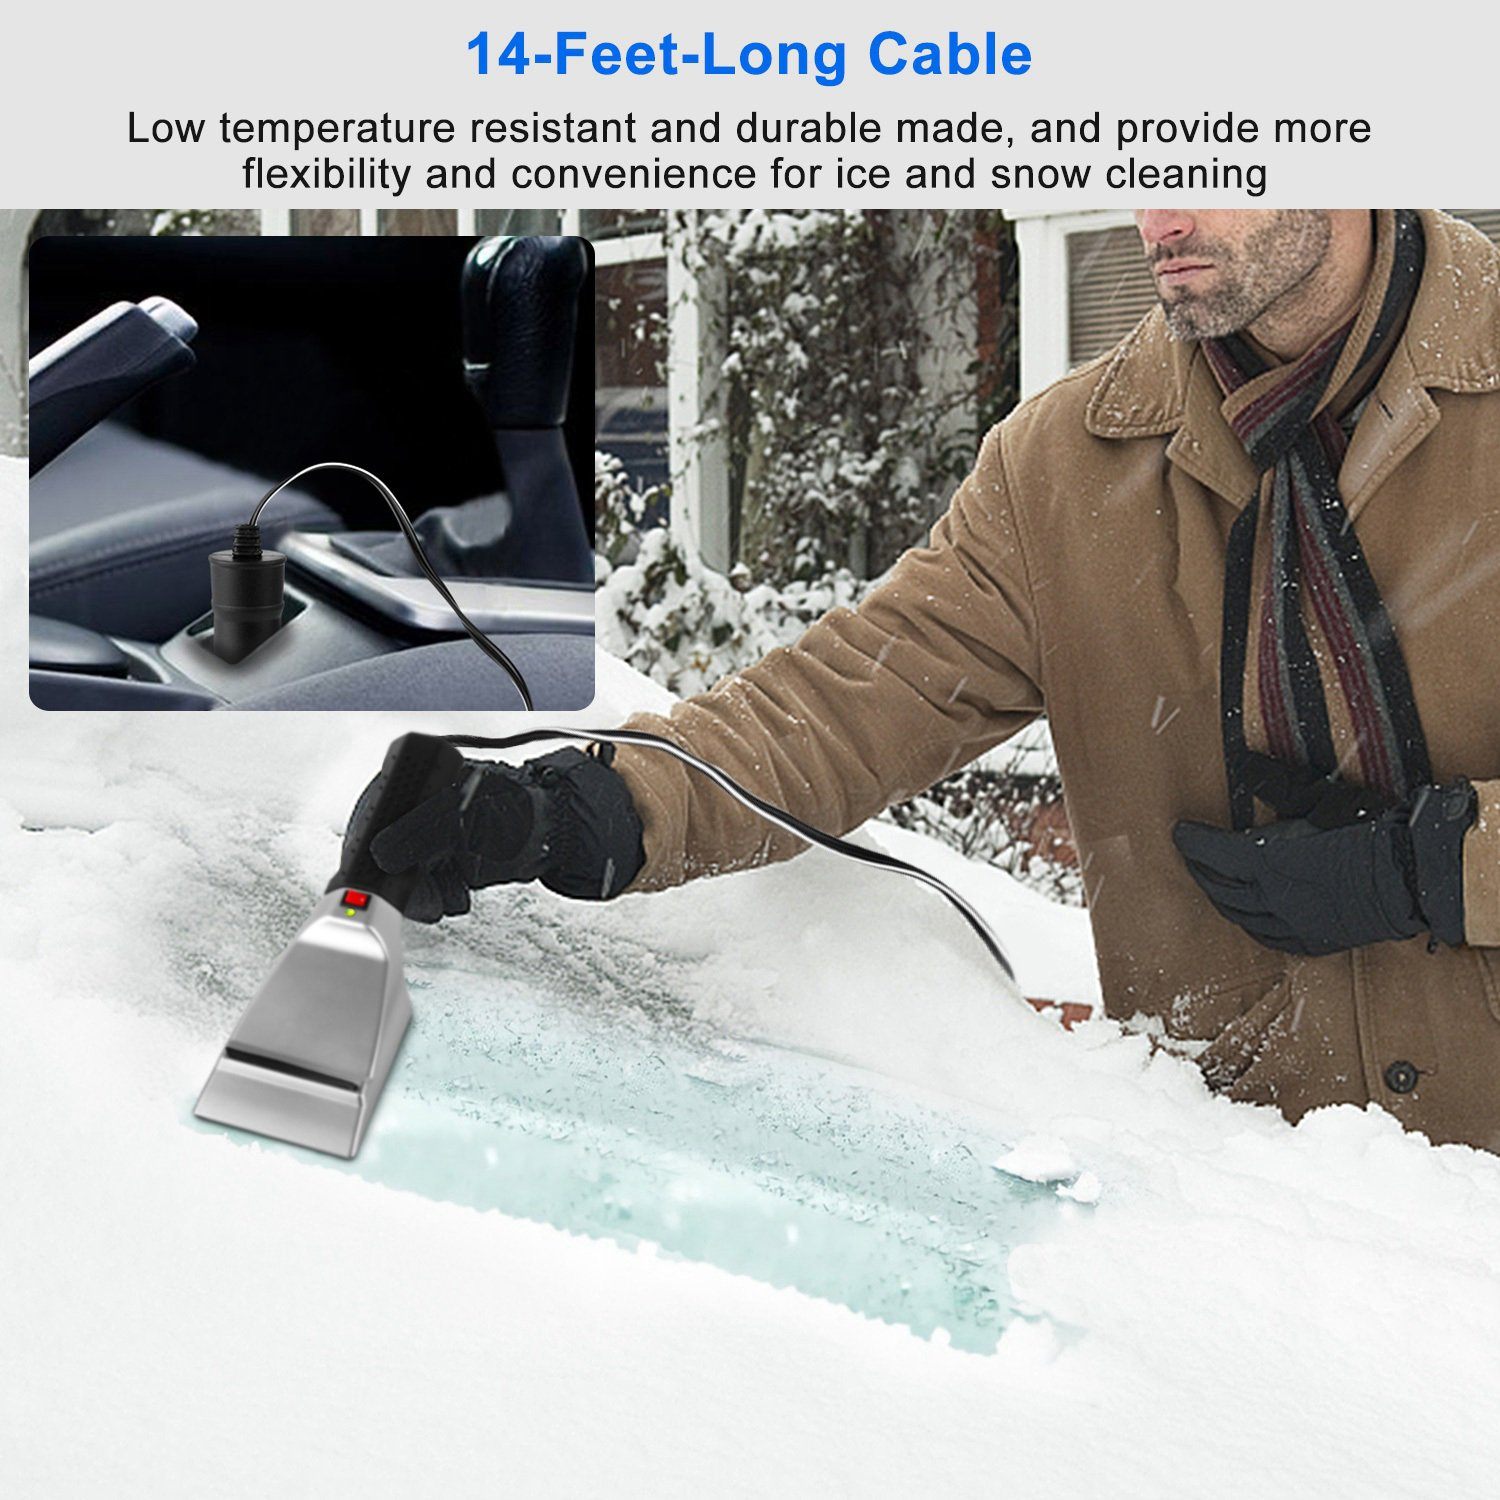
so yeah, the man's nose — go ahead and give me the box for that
[1136,210,1197,250]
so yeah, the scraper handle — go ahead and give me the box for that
[326,733,467,915]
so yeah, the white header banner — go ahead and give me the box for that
[0,0,1474,208]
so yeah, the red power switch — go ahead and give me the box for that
[342,889,371,909]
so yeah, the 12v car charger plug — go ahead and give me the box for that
[207,461,535,708]
[208,523,286,664]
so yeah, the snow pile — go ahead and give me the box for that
[8,458,1500,1497]
[994,1135,1081,1184]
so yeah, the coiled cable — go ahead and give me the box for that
[250,461,534,709]
[444,726,1016,982]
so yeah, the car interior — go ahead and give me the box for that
[27,233,598,711]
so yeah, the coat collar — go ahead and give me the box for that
[1083,210,1500,512]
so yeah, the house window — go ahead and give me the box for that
[596,255,668,498]
[580,210,667,239]
[377,210,459,237]
[474,210,564,236]
[288,209,360,236]
[568,211,670,516]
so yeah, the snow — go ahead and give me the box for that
[8,455,1500,1497]
[1056,1170,1102,1205]
[994,1135,1080,1184]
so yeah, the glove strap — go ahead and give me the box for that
[1408,780,1478,947]
[530,748,645,901]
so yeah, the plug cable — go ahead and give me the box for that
[245,461,535,710]
[443,727,1017,982]
[245,470,1012,981]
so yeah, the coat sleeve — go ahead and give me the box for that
[1463,783,1500,946]
[610,422,1046,892]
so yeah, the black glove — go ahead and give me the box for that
[1173,753,1477,956]
[340,747,645,923]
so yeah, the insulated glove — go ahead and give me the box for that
[1173,752,1477,957]
[340,746,645,923]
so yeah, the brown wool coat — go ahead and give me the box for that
[612,209,1500,1151]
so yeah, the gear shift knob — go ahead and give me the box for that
[461,236,589,429]
[459,235,594,584]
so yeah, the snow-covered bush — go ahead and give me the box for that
[596,454,1079,901]
[595,450,664,568]
[885,729,1084,905]
[596,521,866,697]
[674,208,1016,582]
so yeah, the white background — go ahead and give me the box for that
[0,0,1468,209]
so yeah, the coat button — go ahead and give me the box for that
[1383,1060,1419,1095]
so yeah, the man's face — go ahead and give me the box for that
[1134,210,1334,341]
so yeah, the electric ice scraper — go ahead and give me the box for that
[197,723,1018,1161]
[194,733,466,1158]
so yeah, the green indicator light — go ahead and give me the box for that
[343,907,358,917]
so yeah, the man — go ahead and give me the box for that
[358,210,1500,1153]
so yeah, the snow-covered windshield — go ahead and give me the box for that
[7,460,1500,1489]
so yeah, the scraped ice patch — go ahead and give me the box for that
[193,950,1063,1352]
[992,1139,1100,1203]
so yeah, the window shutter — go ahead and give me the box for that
[1066,226,1157,367]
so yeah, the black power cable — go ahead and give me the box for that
[444,727,1017,983]
[238,461,535,709]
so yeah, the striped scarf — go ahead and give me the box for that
[1205,209,1430,829]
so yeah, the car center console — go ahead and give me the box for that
[30,535,596,711]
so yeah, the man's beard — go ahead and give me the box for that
[1155,211,1334,341]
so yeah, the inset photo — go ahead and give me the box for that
[28,227,596,711]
